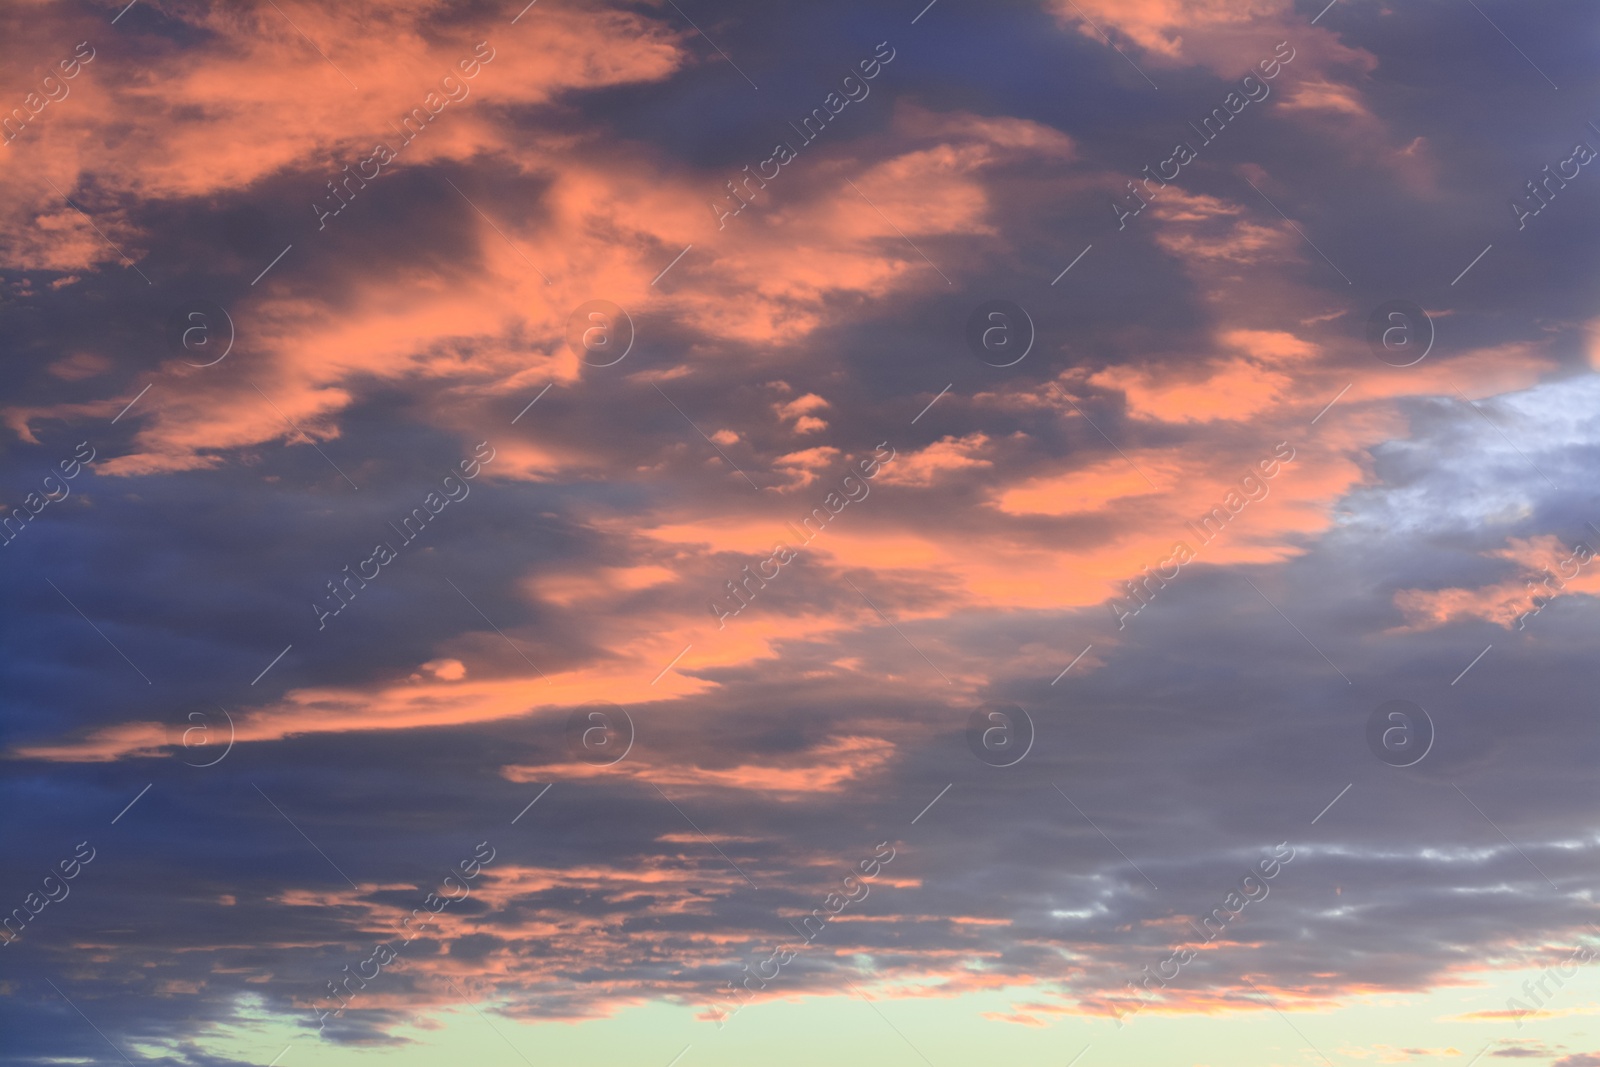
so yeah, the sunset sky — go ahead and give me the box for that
[2,1,1598,1065]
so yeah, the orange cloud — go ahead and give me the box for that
[503,735,896,797]
[1394,535,1600,631]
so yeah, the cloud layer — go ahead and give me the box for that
[2,1,1598,1065]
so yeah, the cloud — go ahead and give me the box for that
[5,0,1600,1059]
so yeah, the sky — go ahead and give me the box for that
[1,1,1598,1065]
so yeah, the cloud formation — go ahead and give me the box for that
[2,1,1598,1065]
